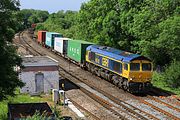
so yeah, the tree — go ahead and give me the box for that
[35,10,78,38]
[0,0,24,100]
[20,9,49,28]
[118,0,180,66]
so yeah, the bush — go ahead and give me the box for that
[153,60,180,88]
[20,112,52,120]
[163,60,180,88]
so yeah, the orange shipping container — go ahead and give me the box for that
[38,31,47,45]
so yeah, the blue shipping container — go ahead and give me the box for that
[45,32,63,48]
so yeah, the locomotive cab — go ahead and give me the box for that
[125,59,153,92]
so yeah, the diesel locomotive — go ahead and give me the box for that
[86,45,152,93]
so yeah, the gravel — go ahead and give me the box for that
[145,99,180,118]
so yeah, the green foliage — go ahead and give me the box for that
[19,9,49,28]
[121,0,180,66]
[0,0,24,100]
[35,10,78,38]
[77,0,126,48]
[20,112,52,120]
[0,93,43,120]
[163,60,180,88]
[153,60,180,88]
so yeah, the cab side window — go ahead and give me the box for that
[113,61,122,73]
[124,63,128,70]
[89,52,95,61]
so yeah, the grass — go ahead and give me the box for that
[153,82,180,96]
[0,93,44,120]
[152,77,180,96]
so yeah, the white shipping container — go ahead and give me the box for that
[54,38,69,54]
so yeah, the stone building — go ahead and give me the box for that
[19,56,59,94]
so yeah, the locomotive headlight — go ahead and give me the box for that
[130,78,133,81]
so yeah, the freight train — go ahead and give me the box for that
[37,30,153,93]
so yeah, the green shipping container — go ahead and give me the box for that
[67,40,93,64]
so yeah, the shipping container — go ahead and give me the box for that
[67,40,93,64]
[37,31,47,45]
[45,32,63,48]
[54,37,70,55]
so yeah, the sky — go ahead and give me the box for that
[19,0,89,13]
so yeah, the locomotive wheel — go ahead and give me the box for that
[118,81,123,88]
[97,69,101,77]
[118,77,123,88]
[90,65,96,75]
[112,76,119,85]
[87,63,91,71]
[123,80,128,91]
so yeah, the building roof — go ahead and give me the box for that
[22,56,58,67]
[86,45,150,63]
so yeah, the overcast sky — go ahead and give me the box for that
[19,0,89,13]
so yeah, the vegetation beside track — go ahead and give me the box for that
[0,92,43,120]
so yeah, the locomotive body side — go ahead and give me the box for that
[85,45,152,93]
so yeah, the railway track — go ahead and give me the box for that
[18,31,112,119]
[25,30,161,120]
[129,94,180,120]
[19,32,44,56]
[59,65,157,120]
[20,31,150,119]
[69,99,101,120]
[17,30,180,120]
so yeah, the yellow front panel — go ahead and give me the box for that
[129,72,152,82]
[128,60,153,83]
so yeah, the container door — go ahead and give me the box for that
[42,32,46,44]
[63,40,68,54]
[35,73,44,93]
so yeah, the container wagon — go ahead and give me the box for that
[37,31,47,46]
[67,40,93,67]
[54,37,70,56]
[45,32,63,48]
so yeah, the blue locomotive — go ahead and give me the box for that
[86,45,152,93]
